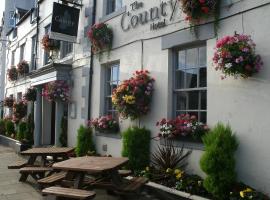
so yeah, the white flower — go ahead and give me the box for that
[218,58,223,64]
[225,63,232,69]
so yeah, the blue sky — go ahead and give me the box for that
[0,2,5,21]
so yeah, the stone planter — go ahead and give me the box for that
[0,135,31,153]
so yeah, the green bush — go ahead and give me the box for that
[200,123,238,200]
[0,120,6,134]
[122,126,151,171]
[17,121,27,141]
[75,125,95,157]
[24,113,34,145]
[5,120,15,136]
[59,116,68,147]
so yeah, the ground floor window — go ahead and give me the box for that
[174,45,207,123]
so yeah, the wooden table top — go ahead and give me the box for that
[20,147,74,155]
[52,156,129,173]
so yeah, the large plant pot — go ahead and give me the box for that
[0,135,31,153]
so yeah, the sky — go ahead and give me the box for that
[0,1,5,21]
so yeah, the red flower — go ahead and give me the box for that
[201,7,209,14]
[199,0,206,4]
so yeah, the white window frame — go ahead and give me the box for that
[105,0,123,15]
[20,43,25,61]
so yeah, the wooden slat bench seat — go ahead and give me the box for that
[38,171,67,186]
[8,160,28,169]
[118,170,132,177]
[42,186,96,199]
[19,167,53,182]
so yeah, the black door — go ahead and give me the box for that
[50,101,56,145]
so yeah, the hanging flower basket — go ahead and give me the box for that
[179,0,220,33]
[3,97,14,108]
[89,115,119,133]
[17,60,29,76]
[87,23,113,53]
[41,34,60,52]
[7,66,18,81]
[13,101,27,123]
[23,87,37,102]
[156,114,209,141]
[112,70,155,120]
[213,34,263,79]
[42,80,70,102]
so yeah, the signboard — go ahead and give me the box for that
[50,2,80,43]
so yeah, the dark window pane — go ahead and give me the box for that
[111,82,118,93]
[185,69,198,88]
[106,68,111,81]
[186,48,198,68]
[176,111,186,117]
[106,98,113,111]
[188,91,199,110]
[178,50,185,69]
[175,70,185,89]
[200,112,207,123]
[199,68,207,87]
[176,92,187,110]
[201,90,207,110]
[199,46,206,67]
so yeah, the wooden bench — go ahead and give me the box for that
[42,186,96,199]
[38,171,67,187]
[8,161,28,169]
[118,170,132,177]
[19,167,53,182]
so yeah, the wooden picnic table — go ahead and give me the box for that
[52,156,129,189]
[19,147,74,182]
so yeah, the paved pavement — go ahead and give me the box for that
[0,145,123,200]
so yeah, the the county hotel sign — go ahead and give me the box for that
[121,0,179,31]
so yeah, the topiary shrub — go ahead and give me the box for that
[5,120,15,136]
[17,121,27,142]
[200,123,238,200]
[75,125,95,157]
[0,120,6,134]
[122,126,151,171]
[24,113,34,145]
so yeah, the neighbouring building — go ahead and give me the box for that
[2,0,270,194]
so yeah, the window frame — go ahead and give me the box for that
[43,24,51,65]
[105,0,123,15]
[173,43,207,123]
[31,35,37,70]
[20,43,25,61]
[60,41,73,59]
[11,50,15,66]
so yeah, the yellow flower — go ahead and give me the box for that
[240,191,245,198]
[112,95,118,104]
[145,167,150,171]
[245,188,252,192]
[176,173,183,180]
[166,168,172,173]
[174,169,182,175]
[123,95,136,104]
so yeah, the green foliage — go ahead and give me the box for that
[122,126,151,171]
[59,116,68,147]
[5,120,15,136]
[75,125,95,157]
[17,121,27,141]
[200,123,238,200]
[24,113,34,145]
[0,120,6,134]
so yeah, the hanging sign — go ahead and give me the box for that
[50,2,80,43]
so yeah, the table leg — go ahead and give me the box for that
[19,155,37,182]
[110,170,123,186]
[74,172,85,189]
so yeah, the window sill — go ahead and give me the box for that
[160,137,204,151]
[95,131,121,139]
[99,6,126,23]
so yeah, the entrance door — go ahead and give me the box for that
[50,101,56,145]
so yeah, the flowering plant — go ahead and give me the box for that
[89,115,119,133]
[112,70,155,120]
[3,97,14,108]
[17,60,29,76]
[41,34,60,52]
[13,101,27,123]
[180,0,220,27]
[7,66,18,81]
[87,23,113,53]
[156,114,208,140]
[23,87,37,102]
[213,34,263,79]
[42,81,70,102]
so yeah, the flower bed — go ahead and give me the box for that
[156,114,208,141]
[89,115,119,133]
[7,66,18,81]
[3,97,14,108]
[23,87,37,102]
[41,34,60,52]
[42,80,70,102]
[87,23,113,53]
[213,34,263,79]
[17,60,29,76]
[112,70,155,120]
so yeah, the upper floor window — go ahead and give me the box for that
[31,35,37,70]
[20,43,25,61]
[61,41,73,58]
[104,63,120,117]
[17,92,22,101]
[8,11,15,27]
[106,0,123,15]
[13,27,17,39]
[44,24,51,65]
[11,50,15,65]
[174,45,207,123]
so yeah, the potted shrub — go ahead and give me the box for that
[213,34,263,79]
[23,87,37,102]
[3,97,14,108]
[42,80,70,102]
[87,23,113,54]
[17,60,29,76]
[112,70,155,120]
[7,66,18,81]
[75,125,95,157]
[89,115,119,134]
[5,120,15,137]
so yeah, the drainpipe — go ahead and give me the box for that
[87,0,97,121]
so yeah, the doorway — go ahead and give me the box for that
[50,101,56,145]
